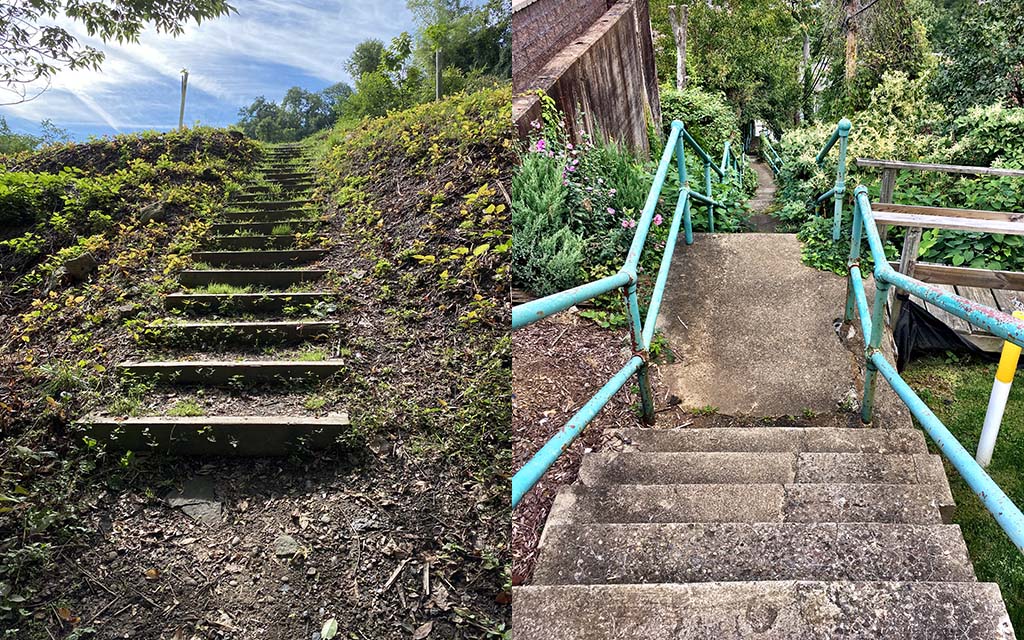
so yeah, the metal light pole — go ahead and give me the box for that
[435,50,442,101]
[179,69,189,130]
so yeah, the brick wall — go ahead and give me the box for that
[512,0,611,92]
[512,0,662,157]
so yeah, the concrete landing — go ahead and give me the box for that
[655,233,909,426]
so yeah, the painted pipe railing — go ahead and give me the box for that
[845,183,1024,550]
[761,134,782,175]
[815,118,852,241]
[511,120,731,508]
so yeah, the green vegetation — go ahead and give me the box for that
[774,74,1024,274]
[237,0,510,142]
[0,128,257,634]
[271,223,294,235]
[317,86,510,630]
[167,399,205,417]
[189,283,253,294]
[904,356,1024,628]
[511,92,752,312]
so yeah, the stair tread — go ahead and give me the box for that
[513,582,1014,639]
[532,522,976,585]
[612,426,928,453]
[545,483,946,526]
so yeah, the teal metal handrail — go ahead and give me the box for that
[815,118,852,241]
[835,119,1024,549]
[511,121,735,508]
[761,133,782,175]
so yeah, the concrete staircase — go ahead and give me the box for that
[80,143,350,455]
[514,233,1016,638]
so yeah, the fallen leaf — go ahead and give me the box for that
[412,621,432,639]
[55,606,79,623]
[144,568,160,581]
[321,618,338,639]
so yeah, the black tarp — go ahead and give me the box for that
[893,292,997,371]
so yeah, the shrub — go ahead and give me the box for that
[659,85,739,152]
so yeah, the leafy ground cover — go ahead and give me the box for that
[774,72,1024,275]
[0,85,511,638]
[903,355,1024,630]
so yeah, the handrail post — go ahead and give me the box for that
[862,277,890,424]
[704,162,714,233]
[625,279,655,425]
[831,118,852,241]
[676,130,694,245]
[845,199,864,323]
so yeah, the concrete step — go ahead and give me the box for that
[165,291,337,314]
[532,522,975,585]
[79,414,350,455]
[143,320,339,344]
[221,209,314,223]
[191,249,326,268]
[613,427,928,454]
[578,452,954,516]
[261,172,314,181]
[210,220,321,235]
[178,269,327,288]
[118,360,345,384]
[545,483,946,527]
[208,235,302,251]
[513,582,1015,639]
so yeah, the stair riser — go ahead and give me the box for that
[141,322,339,346]
[79,417,349,456]
[227,200,308,211]
[191,250,326,268]
[221,210,317,222]
[513,583,1015,640]
[178,270,326,288]
[165,293,336,315]
[119,363,344,385]
[533,523,975,585]
[545,484,946,529]
[207,236,302,250]
[210,220,320,235]
[613,427,928,454]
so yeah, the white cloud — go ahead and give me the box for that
[0,0,414,132]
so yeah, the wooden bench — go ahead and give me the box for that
[856,158,1024,351]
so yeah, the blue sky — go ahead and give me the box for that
[0,1,416,141]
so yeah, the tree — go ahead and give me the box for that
[667,4,689,91]
[930,0,1024,115]
[345,39,385,80]
[236,84,350,142]
[0,117,70,153]
[407,0,511,79]
[0,0,235,104]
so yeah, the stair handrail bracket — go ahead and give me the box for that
[511,119,730,508]
[844,175,1024,550]
[815,117,852,242]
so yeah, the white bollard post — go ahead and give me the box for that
[977,309,1024,467]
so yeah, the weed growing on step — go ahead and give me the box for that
[167,399,204,417]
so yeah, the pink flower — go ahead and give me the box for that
[621,219,637,229]
[609,189,617,195]
[607,207,616,214]
[530,119,542,130]
[535,139,546,152]
[653,214,663,226]
[566,143,574,150]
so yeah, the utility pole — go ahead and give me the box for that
[179,69,189,130]
[667,5,688,91]
[435,49,442,101]
[844,0,859,84]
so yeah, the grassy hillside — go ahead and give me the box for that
[314,85,513,632]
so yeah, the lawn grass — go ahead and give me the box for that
[903,354,1024,628]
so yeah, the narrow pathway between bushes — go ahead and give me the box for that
[747,157,779,232]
